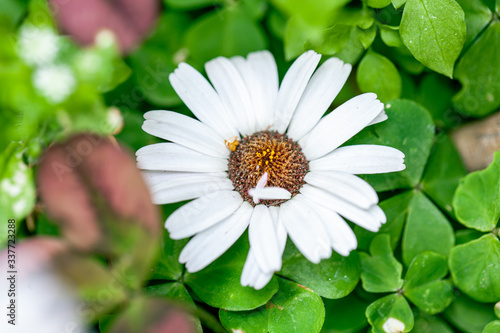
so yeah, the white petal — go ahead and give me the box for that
[136,143,228,172]
[287,58,352,141]
[180,202,252,272]
[248,187,292,203]
[302,198,357,256]
[249,205,281,272]
[142,111,228,158]
[150,175,233,204]
[205,57,255,135]
[304,171,378,209]
[300,184,384,232]
[165,191,242,239]
[141,171,227,188]
[368,110,388,126]
[309,144,406,174]
[169,63,238,139]
[299,93,384,160]
[269,206,287,253]
[273,51,321,133]
[280,195,332,263]
[241,249,274,290]
[236,50,279,131]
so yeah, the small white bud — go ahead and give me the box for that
[383,317,405,333]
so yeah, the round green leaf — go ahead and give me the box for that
[452,22,500,116]
[449,234,500,303]
[403,252,453,314]
[346,100,435,192]
[185,6,267,66]
[400,0,466,78]
[413,310,454,333]
[422,134,466,216]
[355,191,413,252]
[402,192,455,266]
[484,321,500,333]
[280,242,361,299]
[356,50,402,103]
[219,278,325,333]
[366,0,391,8]
[380,25,405,49]
[322,293,370,333]
[453,152,500,232]
[360,234,404,293]
[366,294,414,333]
[184,235,278,311]
[444,292,497,333]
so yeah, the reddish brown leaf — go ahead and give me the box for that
[49,0,160,53]
[37,134,160,252]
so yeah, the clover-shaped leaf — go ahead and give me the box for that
[453,152,500,232]
[403,252,453,314]
[366,294,414,333]
[219,278,325,333]
[360,234,404,293]
[449,234,500,302]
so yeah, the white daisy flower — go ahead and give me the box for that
[137,50,405,290]
[33,64,76,104]
[17,25,60,66]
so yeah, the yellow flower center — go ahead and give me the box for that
[228,130,309,206]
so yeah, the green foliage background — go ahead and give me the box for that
[1,0,500,332]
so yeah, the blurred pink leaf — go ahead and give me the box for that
[49,0,160,53]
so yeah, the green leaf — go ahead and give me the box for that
[455,0,492,47]
[129,12,191,107]
[0,0,27,30]
[484,321,500,333]
[355,191,413,252]
[455,229,484,245]
[367,0,392,9]
[416,74,460,129]
[400,0,466,77]
[366,294,414,333]
[360,234,404,293]
[402,192,455,266]
[165,0,223,9]
[347,100,435,192]
[380,25,405,49]
[444,292,497,333]
[403,252,453,314]
[453,152,500,232]
[271,0,349,27]
[148,228,188,281]
[219,278,325,333]
[185,6,267,66]
[356,50,402,103]
[280,242,361,299]
[422,134,466,216]
[285,16,323,60]
[392,0,408,9]
[0,144,35,244]
[449,234,500,303]
[322,293,370,333]
[413,310,455,333]
[453,22,500,116]
[144,282,202,333]
[184,235,278,311]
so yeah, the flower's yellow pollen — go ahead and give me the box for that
[225,137,240,152]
